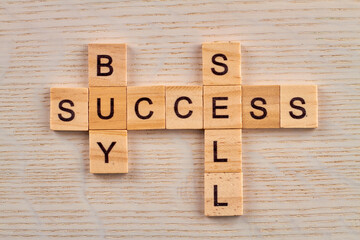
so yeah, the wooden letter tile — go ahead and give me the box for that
[89,130,128,173]
[204,172,243,216]
[242,85,280,128]
[202,42,241,86]
[127,86,165,130]
[203,85,242,129]
[166,86,203,129]
[88,43,127,87]
[89,87,127,130]
[205,129,242,173]
[280,85,318,128]
[50,88,88,131]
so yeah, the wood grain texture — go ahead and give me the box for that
[0,0,359,239]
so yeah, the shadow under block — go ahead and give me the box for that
[89,130,128,174]
[89,87,127,130]
[202,42,241,86]
[204,172,243,216]
[280,85,318,128]
[205,129,242,173]
[50,88,88,131]
[203,85,242,129]
[166,86,203,129]
[88,43,127,87]
[127,86,166,130]
[242,85,280,129]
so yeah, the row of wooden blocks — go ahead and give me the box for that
[88,128,242,216]
[50,85,318,131]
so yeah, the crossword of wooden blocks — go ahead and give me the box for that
[242,85,280,129]
[280,85,318,128]
[205,129,242,173]
[204,172,243,216]
[89,87,127,130]
[88,43,127,87]
[166,86,203,129]
[127,86,166,130]
[203,85,242,129]
[89,130,128,174]
[50,88,88,131]
[202,42,241,86]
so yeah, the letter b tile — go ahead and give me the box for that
[88,43,127,87]
[203,86,242,129]
[89,130,128,173]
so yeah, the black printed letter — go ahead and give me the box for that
[289,97,306,119]
[174,96,193,119]
[97,55,113,76]
[214,185,228,206]
[97,142,116,163]
[250,97,267,120]
[212,97,229,119]
[135,97,153,120]
[211,54,228,75]
[213,141,227,162]
[97,98,114,120]
[58,99,75,122]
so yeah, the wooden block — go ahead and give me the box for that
[89,130,128,173]
[50,88,88,131]
[242,85,280,128]
[203,85,242,129]
[165,86,203,129]
[280,85,318,128]
[202,42,241,86]
[205,129,242,173]
[88,43,127,87]
[127,86,165,130]
[204,172,243,216]
[89,87,127,130]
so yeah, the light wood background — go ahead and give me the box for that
[0,0,359,239]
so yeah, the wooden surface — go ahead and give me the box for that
[0,0,359,239]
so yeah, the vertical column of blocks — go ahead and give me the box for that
[89,130,128,174]
[242,85,280,129]
[127,86,166,130]
[280,85,318,128]
[88,43,127,87]
[165,86,203,129]
[202,41,243,216]
[202,42,241,86]
[50,88,89,131]
[89,87,127,130]
[203,85,242,129]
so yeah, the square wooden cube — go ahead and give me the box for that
[89,130,128,173]
[202,42,241,86]
[127,86,166,130]
[280,85,318,128]
[242,85,280,128]
[89,87,127,130]
[204,172,243,216]
[203,85,242,129]
[205,129,242,173]
[88,43,127,87]
[166,86,203,129]
[50,88,88,131]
